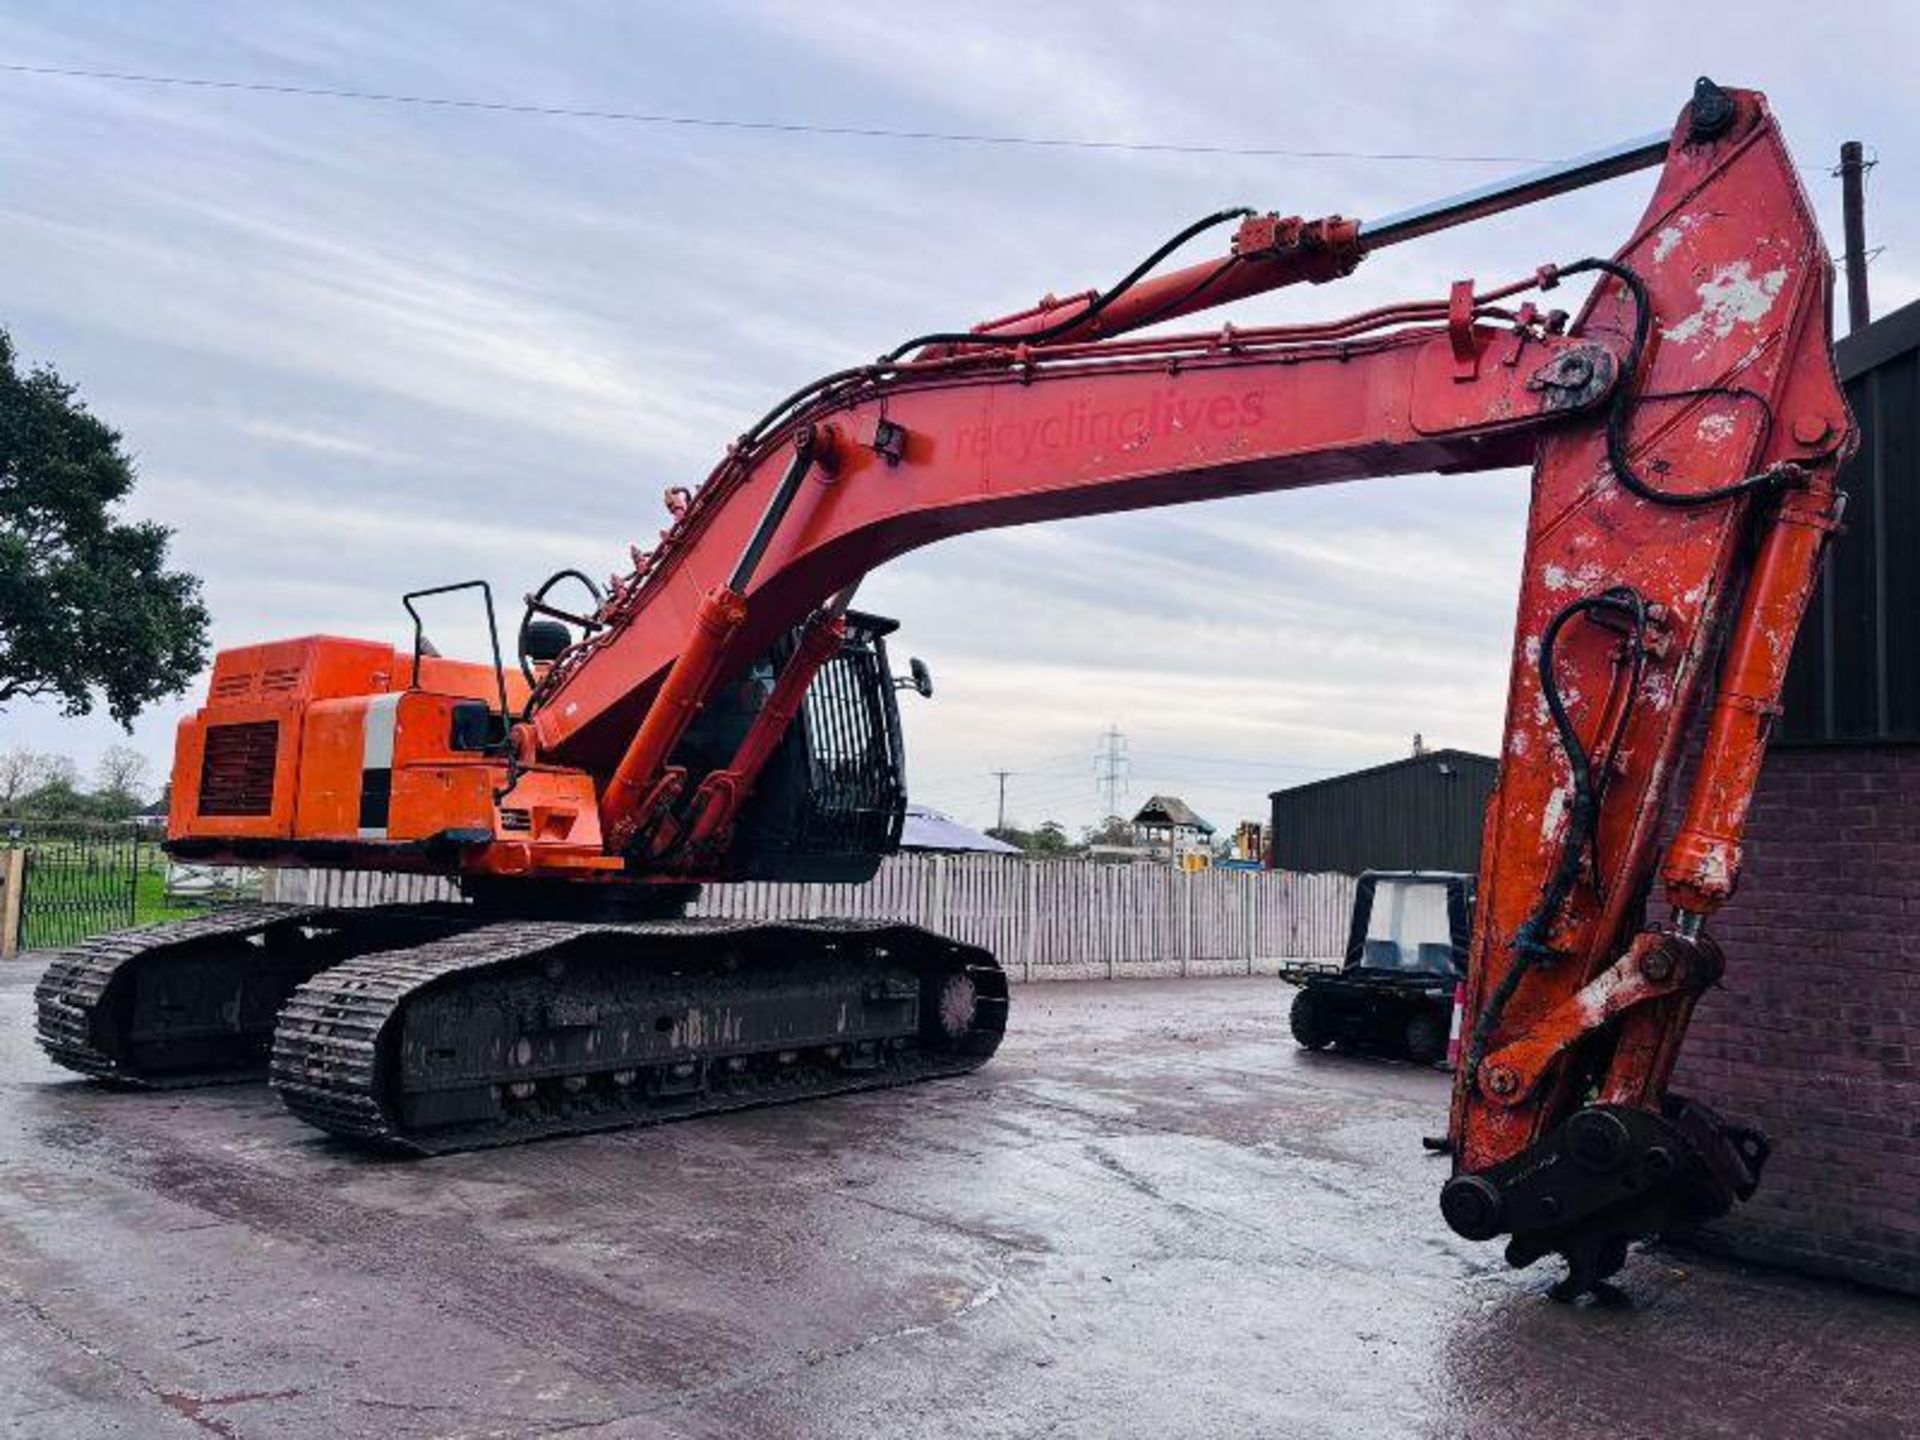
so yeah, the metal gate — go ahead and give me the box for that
[10,822,143,951]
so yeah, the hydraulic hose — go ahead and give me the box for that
[882,207,1255,361]
[1463,586,1649,1084]
[1559,257,1793,509]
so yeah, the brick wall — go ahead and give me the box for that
[1674,745,1920,1294]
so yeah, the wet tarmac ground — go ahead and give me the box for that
[2,966,1918,1439]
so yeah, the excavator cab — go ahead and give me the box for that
[691,611,911,883]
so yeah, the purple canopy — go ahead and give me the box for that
[901,804,1019,855]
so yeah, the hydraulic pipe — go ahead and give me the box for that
[597,583,748,851]
[1662,481,1843,916]
[1357,130,1671,249]
[730,427,831,592]
[956,217,1361,350]
[599,428,829,849]
[675,610,848,855]
[954,127,1674,354]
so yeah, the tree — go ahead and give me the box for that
[14,754,89,819]
[93,744,153,817]
[38,752,78,789]
[1029,821,1081,857]
[1,747,156,820]
[0,747,77,813]
[0,329,209,726]
[17,772,93,820]
[1083,815,1136,849]
[987,818,1084,859]
[0,744,50,809]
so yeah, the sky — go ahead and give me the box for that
[2,1,1915,835]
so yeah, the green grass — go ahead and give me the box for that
[6,827,262,946]
[134,865,201,927]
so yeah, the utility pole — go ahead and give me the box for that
[1840,140,1872,335]
[990,769,1012,831]
[1094,725,1130,821]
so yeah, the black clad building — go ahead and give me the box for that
[1268,749,1497,876]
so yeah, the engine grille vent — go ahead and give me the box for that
[198,721,280,817]
[208,665,303,702]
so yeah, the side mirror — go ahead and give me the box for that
[895,657,934,698]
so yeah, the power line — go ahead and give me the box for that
[1008,755,1096,775]
[917,752,1337,802]
[1133,750,1341,772]
[0,60,1554,165]
[996,781,1098,807]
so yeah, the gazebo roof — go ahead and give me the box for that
[1132,794,1214,834]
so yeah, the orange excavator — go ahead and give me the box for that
[38,81,1851,1297]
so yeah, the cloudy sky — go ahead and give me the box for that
[3,2,1914,834]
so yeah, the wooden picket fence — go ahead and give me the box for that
[264,855,1355,982]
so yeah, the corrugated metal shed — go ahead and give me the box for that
[1268,749,1497,876]
[1781,297,1920,745]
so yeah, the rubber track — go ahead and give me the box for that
[34,904,324,1086]
[271,916,1007,1154]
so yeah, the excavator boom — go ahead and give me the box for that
[41,80,1852,1295]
